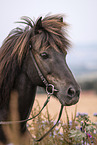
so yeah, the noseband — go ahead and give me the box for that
[0,49,64,142]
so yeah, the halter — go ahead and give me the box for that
[0,49,64,142]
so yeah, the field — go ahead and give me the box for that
[33,91,97,122]
[1,91,96,145]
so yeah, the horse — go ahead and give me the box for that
[0,15,80,144]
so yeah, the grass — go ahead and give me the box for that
[28,100,97,145]
[1,92,97,145]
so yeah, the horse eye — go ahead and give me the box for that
[40,52,49,59]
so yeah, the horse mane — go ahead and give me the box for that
[0,14,70,106]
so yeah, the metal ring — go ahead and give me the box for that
[46,84,55,95]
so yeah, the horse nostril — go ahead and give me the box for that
[67,87,75,98]
[67,87,80,98]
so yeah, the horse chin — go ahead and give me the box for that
[56,94,79,106]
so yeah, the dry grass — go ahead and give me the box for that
[33,91,97,122]
[28,93,97,145]
[2,91,31,145]
[1,90,97,145]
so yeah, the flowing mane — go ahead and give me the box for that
[0,15,70,106]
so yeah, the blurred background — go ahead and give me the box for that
[0,0,97,92]
[0,0,97,120]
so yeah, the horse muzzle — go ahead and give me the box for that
[55,85,80,106]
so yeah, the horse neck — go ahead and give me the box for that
[0,71,37,142]
[13,71,37,122]
[0,52,43,122]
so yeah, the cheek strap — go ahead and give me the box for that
[30,50,58,95]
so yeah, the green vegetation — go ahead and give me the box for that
[2,98,97,145]
[28,101,97,145]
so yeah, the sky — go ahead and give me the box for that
[0,0,97,77]
[0,0,97,46]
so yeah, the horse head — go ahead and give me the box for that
[22,15,80,106]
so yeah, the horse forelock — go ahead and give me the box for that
[33,15,71,52]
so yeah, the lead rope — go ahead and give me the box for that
[0,95,50,125]
[0,94,63,142]
[32,104,63,142]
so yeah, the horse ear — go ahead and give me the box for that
[35,17,42,34]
